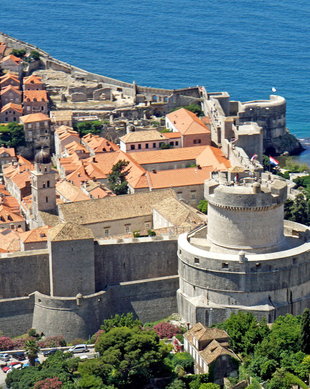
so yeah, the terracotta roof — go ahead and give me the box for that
[153,197,207,227]
[82,134,119,153]
[0,147,15,157]
[23,90,48,102]
[56,180,90,202]
[162,132,181,139]
[0,85,21,95]
[120,130,167,143]
[146,166,213,189]
[59,189,177,225]
[0,73,19,82]
[199,339,238,365]
[11,170,31,189]
[66,166,90,187]
[129,146,206,165]
[55,125,76,135]
[166,108,211,135]
[1,55,23,65]
[0,229,20,252]
[23,74,42,84]
[48,222,94,242]
[59,132,80,141]
[0,103,23,114]
[0,204,24,224]
[19,226,51,243]
[196,146,231,169]
[184,323,229,343]
[20,113,50,123]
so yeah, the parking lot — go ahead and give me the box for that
[0,347,97,388]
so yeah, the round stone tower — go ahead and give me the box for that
[177,177,310,327]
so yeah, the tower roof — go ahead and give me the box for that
[48,222,94,242]
[34,148,51,164]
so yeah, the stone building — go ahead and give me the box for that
[178,174,310,326]
[19,113,51,149]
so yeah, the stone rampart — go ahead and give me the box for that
[0,250,49,299]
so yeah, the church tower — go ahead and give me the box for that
[31,148,56,226]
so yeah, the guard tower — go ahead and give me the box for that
[31,148,56,227]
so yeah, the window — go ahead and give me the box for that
[177,192,182,200]
[170,141,174,146]
[131,145,135,150]
[104,228,110,237]
[145,144,149,149]
[153,143,156,148]
[222,263,229,269]
[194,139,201,144]
[191,191,196,199]
[145,223,150,229]
[47,181,50,188]
[125,225,131,233]
[138,144,141,149]
[194,258,199,264]
[43,183,46,188]
[46,196,48,203]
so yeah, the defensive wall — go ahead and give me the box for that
[0,236,179,340]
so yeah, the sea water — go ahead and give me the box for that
[1,0,310,161]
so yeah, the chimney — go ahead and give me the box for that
[10,224,14,230]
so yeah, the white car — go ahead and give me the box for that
[68,344,88,353]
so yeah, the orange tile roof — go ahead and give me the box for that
[59,132,80,141]
[19,226,51,244]
[56,180,90,202]
[0,229,20,252]
[66,166,89,187]
[20,113,50,123]
[0,103,23,114]
[129,146,207,165]
[11,170,31,189]
[196,146,231,169]
[82,134,119,153]
[0,85,21,95]
[0,204,24,223]
[147,166,213,189]
[162,132,181,139]
[0,73,19,82]
[23,90,48,102]
[0,147,16,157]
[166,108,211,135]
[23,74,42,84]
[55,125,76,135]
[1,55,23,65]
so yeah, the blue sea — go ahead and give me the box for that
[1,0,310,161]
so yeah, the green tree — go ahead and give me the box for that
[291,193,309,225]
[171,352,194,371]
[108,160,130,195]
[197,200,208,214]
[30,50,40,60]
[24,339,40,366]
[76,121,103,137]
[100,313,142,333]
[95,326,171,388]
[166,379,187,389]
[199,384,220,389]
[11,49,26,58]
[299,308,310,354]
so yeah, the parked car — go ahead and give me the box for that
[43,348,58,357]
[9,361,22,369]
[0,353,10,362]
[11,352,26,361]
[2,366,12,373]
[68,344,88,353]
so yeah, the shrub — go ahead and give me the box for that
[153,322,182,339]
[90,329,105,344]
[172,352,194,371]
[28,328,38,338]
[13,337,34,349]
[34,377,63,389]
[70,338,86,346]
[0,336,14,350]
[38,336,66,348]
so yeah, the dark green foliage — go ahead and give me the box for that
[11,49,26,58]
[198,384,220,389]
[197,200,208,214]
[166,379,187,389]
[299,308,310,354]
[147,229,156,236]
[107,160,130,195]
[170,104,203,116]
[262,154,271,170]
[217,311,270,355]
[100,313,142,333]
[24,339,40,366]
[0,123,25,148]
[75,121,103,137]
[95,326,171,388]
[30,50,40,60]
[171,352,194,371]
[246,378,261,389]
[284,193,310,225]
[161,143,174,149]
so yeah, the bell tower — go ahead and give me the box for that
[31,148,56,226]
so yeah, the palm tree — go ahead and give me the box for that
[24,339,40,366]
